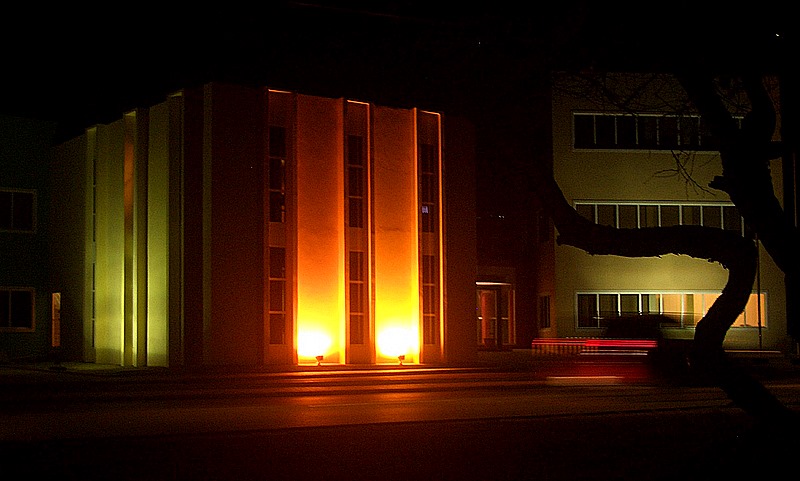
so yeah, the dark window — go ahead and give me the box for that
[659,116,679,149]
[573,115,595,148]
[422,255,438,344]
[641,205,659,227]
[576,204,595,222]
[680,116,700,149]
[595,116,615,148]
[620,294,639,316]
[618,205,638,229]
[617,116,637,148]
[598,294,619,325]
[682,205,701,226]
[723,205,742,234]
[268,247,286,344]
[0,289,34,330]
[597,204,616,227]
[577,294,598,328]
[419,143,437,233]
[268,127,287,223]
[703,206,722,228]
[0,190,35,232]
[349,251,366,344]
[538,295,551,329]
[660,205,680,227]
[347,135,366,228]
[638,116,659,149]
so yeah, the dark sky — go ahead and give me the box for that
[1,2,791,216]
[1,2,788,139]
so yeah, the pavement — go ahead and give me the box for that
[1,347,798,385]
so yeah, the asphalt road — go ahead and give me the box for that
[1,357,799,481]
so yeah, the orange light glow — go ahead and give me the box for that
[376,326,415,359]
[297,330,333,360]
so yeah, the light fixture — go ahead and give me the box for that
[316,355,324,366]
[398,355,405,366]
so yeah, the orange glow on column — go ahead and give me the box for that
[295,95,346,365]
[373,106,420,364]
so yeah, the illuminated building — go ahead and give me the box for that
[544,72,790,352]
[48,83,477,368]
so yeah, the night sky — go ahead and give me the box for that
[1,1,791,216]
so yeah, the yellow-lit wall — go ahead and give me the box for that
[147,102,170,367]
[551,73,788,351]
[92,122,126,364]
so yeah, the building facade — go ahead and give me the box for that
[546,72,791,353]
[49,83,477,368]
[0,115,56,363]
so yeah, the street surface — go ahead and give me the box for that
[1,358,798,480]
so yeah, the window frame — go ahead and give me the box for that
[0,287,35,332]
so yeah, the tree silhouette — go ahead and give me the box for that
[537,62,798,431]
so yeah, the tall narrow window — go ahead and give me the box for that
[349,251,365,344]
[538,295,551,329]
[422,254,439,344]
[268,247,286,344]
[347,135,365,228]
[0,189,35,232]
[419,143,437,233]
[268,126,287,223]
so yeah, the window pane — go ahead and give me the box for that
[741,293,767,327]
[269,281,285,311]
[680,116,700,148]
[576,204,595,222]
[348,168,363,197]
[269,247,285,278]
[539,295,551,328]
[577,294,598,328]
[574,115,594,148]
[660,117,679,149]
[350,314,364,344]
[597,204,616,227]
[660,205,680,227]
[618,205,638,229]
[9,290,33,328]
[682,205,701,226]
[269,126,286,158]
[0,291,9,326]
[641,205,659,227]
[269,158,284,190]
[699,118,720,151]
[620,294,639,315]
[598,294,618,324]
[348,135,364,166]
[617,115,636,148]
[643,294,661,314]
[269,192,285,223]
[723,205,742,234]
[595,116,615,148]
[661,294,681,317]
[349,251,364,281]
[703,206,721,228]
[638,116,658,149]
[0,191,11,229]
[13,192,34,231]
[269,313,285,344]
[349,198,363,228]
